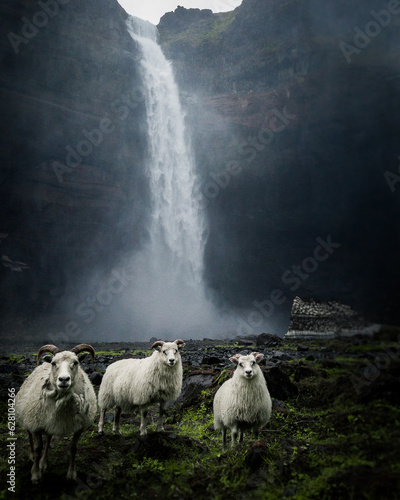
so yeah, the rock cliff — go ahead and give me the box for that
[159,0,400,326]
[0,0,148,317]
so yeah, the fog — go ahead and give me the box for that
[0,0,399,343]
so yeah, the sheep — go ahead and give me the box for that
[213,352,272,446]
[15,344,96,483]
[98,339,185,437]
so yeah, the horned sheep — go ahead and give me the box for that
[15,344,97,483]
[98,339,185,436]
[213,352,272,446]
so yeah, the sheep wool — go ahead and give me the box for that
[213,352,272,445]
[98,339,184,436]
[15,344,96,483]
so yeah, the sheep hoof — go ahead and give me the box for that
[98,430,104,436]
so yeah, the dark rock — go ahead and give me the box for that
[234,336,256,346]
[263,366,298,400]
[293,366,317,382]
[271,351,292,362]
[297,345,309,352]
[256,333,283,347]
[245,441,270,471]
[89,371,103,385]
[272,399,289,414]
[201,355,221,365]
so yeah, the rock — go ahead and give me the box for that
[245,441,270,471]
[263,366,298,400]
[256,333,283,347]
[201,355,221,365]
[271,351,292,361]
[285,297,381,339]
[89,372,103,385]
[293,365,317,382]
[297,345,309,352]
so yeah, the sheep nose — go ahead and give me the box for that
[58,376,70,383]
[168,359,175,365]
[245,370,252,376]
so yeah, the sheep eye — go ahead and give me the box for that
[239,363,244,367]
[163,351,167,355]
[251,361,255,366]
[51,361,57,367]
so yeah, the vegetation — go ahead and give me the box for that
[1,327,399,499]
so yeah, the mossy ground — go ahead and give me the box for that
[1,327,399,499]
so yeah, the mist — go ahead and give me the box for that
[0,0,399,344]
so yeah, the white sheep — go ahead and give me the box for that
[213,352,272,446]
[15,344,97,483]
[98,339,185,436]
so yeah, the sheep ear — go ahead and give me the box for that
[42,355,53,364]
[229,355,240,365]
[174,339,185,350]
[151,341,164,351]
[251,352,264,364]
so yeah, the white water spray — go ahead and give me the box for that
[125,17,233,338]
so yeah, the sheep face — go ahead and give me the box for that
[229,353,264,380]
[152,339,185,367]
[46,352,81,393]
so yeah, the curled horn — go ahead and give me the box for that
[37,345,61,365]
[70,344,95,363]
[151,340,165,350]
[174,339,185,349]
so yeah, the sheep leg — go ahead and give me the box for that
[222,428,227,447]
[27,431,34,461]
[139,406,148,437]
[30,431,43,484]
[157,402,166,432]
[98,407,106,434]
[239,430,244,443]
[113,406,122,434]
[231,425,238,446]
[39,434,52,471]
[66,429,82,480]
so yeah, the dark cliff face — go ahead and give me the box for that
[159,0,400,325]
[0,0,148,317]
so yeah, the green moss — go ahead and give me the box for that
[2,334,400,499]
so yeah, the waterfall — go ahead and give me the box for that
[125,17,226,338]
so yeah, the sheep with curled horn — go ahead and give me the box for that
[15,344,97,483]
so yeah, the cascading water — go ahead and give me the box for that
[125,17,231,338]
